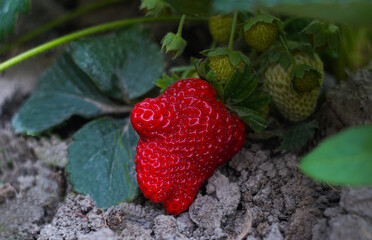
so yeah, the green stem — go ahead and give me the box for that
[176,15,187,37]
[279,34,296,67]
[228,11,238,50]
[0,0,127,55]
[210,40,217,49]
[0,16,207,72]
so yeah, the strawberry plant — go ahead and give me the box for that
[1,0,372,215]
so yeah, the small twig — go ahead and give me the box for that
[76,211,88,218]
[235,210,252,240]
[327,183,342,192]
[99,208,108,228]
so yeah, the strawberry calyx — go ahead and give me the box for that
[257,41,315,74]
[201,48,251,67]
[161,15,187,59]
[161,32,187,59]
[140,0,169,16]
[301,20,340,53]
[244,15,281,32]
[155,73,178,93]
[197,48,250,83]
[290,64,323,94]
[223,66,270,132]
[155,65,199,93]
[192,56,270,132]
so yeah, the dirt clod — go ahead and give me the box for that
[0,128,64,240]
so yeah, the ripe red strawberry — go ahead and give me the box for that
[130,78,246,215]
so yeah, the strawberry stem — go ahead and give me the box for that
[279,34,297,68]
[228,11,238,50]
[176,15,187,37]
[0,16,207,72]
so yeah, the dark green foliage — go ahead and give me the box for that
[70,25,164,102]
[300,125,372,185]
[11,53,122,135]
[67,117,139,208]
[0,0,29,42]
[279,121,318,151]
[301,20,340,53]
[155,74,178,93]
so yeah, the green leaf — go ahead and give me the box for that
[279,121,318,151]
[300,125,372,186]
[291,64,320,79]
[224,65,258,104]
[140,0,168,16]
[244,15,280,31]
[202,49,249,68]
[278,54,292,71]
[201,48,230,57]
[206,71,224,101]
[11,53,126,135]
[155,74,178,93]
[70,25,164,102]
[313,32,327,49]
[230,106,267,132]
[67,117,139,209]
[169,65,197,79]
[192,57,210,80]
[0,0,30,42]
[302,20,341,52]
[228,51,241,67]
[326,26,341,53]
[238,88,271,111]
[301,21,323,35]
[287,41,314,55]
[238,52,251,65]
[263,41,314,71]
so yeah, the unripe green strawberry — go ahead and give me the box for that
[209,15,239,44]
[209,55,244,82]
[244,21,278,52]
[292,70,321,93]
[264,52,323,122]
